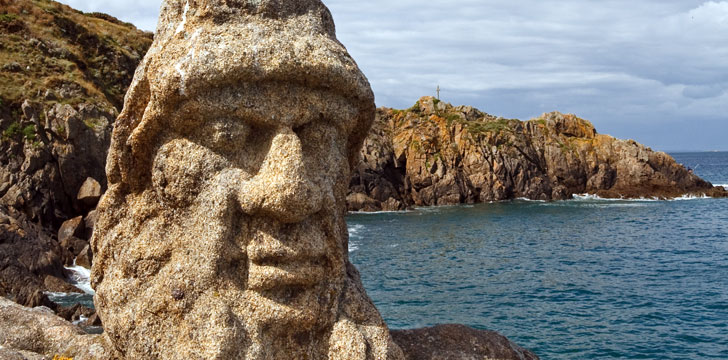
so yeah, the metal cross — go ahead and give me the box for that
[437,85,440,100]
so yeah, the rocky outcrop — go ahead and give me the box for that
[0,0,151,305]
[392,324,539,360]
[0,297,538,360]
[91,0,403,358]
[349,97,728,211]
[0,296,107,359]
[0,205,68,308]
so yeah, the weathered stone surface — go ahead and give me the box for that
[77,177,102,207]
[58,216,84,242]
[83,209,98,239]
[0,297,108,359]
[391,324,539,360]
[60,236,88,258]
[44,275,83,294]
[75,244,93,269]
[92,0,402,358]
[0,206,69,308]
[348,97,728,210]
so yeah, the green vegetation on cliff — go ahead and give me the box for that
[0,0,153,118]
[348,96,726,211]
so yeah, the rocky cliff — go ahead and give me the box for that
[348,96,727,211]
[0,0,152,307]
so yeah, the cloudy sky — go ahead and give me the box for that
[57,0,727,151]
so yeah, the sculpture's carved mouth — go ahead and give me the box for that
[247,257,328,293]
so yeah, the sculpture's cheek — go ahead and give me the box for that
[152,138,226,207]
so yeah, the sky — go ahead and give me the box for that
[56,0,728,151]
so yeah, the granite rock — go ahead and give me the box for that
[0,296,107,359]
[348,97,728,210]
[77,177,102,207]
[0,206,69,308]
[92,0,401,358]
[58,216,84,242]
[391,324,539,360]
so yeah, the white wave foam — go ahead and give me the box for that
[65,261,94,295]
[572,193,711,202]
[572,194,631,201]
[348,210,410,215]
[72,314,88,326]
[348,224,365,238]
[348,242,359,253]
[516,197,547,202]
[347,224,365,253]
[669,194,712,201]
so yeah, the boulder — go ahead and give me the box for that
[57,216,84,242]
[44,275,83,294]
[0,297,108,359]
[75,244,93,269]
[76,177,102,207]
[92,0,402,358]
[60,236,88,258]
[347,192,382,212]
[55,303,95,323]
[0,207,68,308]
[391,324,539,360]
[83,209,98,239]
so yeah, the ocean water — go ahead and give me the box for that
[348,152,728,360]
[49,152,728,357]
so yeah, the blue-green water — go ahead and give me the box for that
[348,152,728,360]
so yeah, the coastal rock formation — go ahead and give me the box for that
[0,296,106,359]
[0,0,151,305]
[349,97,728,211]
[391,324,539,360]
[92,0,402,358]
[0,205,67,308]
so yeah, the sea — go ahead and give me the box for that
[54,152,728,359]
[348,152,728,360]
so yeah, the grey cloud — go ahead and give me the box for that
[682,85,726,99]
[56,0,728,150]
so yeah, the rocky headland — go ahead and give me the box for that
[348,96,727,211]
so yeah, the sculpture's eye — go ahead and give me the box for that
[192,117,275,177]
[152,139,226,207]
[295,120,348,178]
[207,118,251,154]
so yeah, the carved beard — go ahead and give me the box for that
[176,181,348,359]
[95,136,350,358]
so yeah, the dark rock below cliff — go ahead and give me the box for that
[392,324,539,360]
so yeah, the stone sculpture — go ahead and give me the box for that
[91,0,404,358]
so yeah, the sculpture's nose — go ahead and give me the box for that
[238,127,327,223]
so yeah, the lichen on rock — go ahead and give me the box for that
[91,0,403,358]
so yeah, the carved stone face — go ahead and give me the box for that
[92,1,401,358]
[149,85,357,330]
